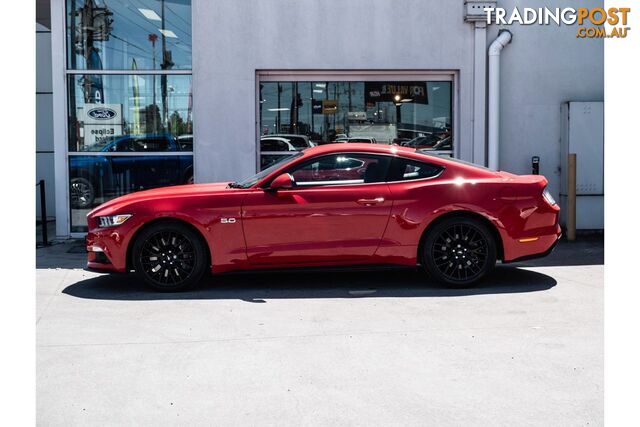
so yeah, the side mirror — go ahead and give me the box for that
[268,173,294,191]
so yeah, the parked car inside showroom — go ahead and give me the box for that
[69,133,193,210]
[335,136,378,143]
[85,143,560,291]
[265,134,315,149]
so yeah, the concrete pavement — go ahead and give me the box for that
[36,237,603,426]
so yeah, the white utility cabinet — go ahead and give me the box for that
[559,102,604,229]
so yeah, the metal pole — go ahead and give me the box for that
[160,0,169,130]
[567,153,577,241]
[277,83,281,133]
[310,84,314,134]
[39,180,48,246]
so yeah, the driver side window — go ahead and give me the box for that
[288,154,390,187]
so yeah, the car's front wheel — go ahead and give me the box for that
[423,216,497,287]
[132,222,208,291]
[70,177,95,209]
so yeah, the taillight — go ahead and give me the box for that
[542,187,556,206]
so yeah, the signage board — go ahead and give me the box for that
[364,82,428,106]
[312,99,323,114]
[347,111,367,121]
[81,103,124,147]
[322,99,338,114]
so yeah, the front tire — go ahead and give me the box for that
[423,216,497,287]
[132,222,208,291]
[70,177,95,209]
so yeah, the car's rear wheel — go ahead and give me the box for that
[423,216,497,287]
[132,222,208,291]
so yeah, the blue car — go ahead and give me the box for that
[70,134,194,209]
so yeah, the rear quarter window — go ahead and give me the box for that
[388,157,444,182]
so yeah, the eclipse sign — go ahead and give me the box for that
[81,103,124,146]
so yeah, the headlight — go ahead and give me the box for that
[98,214,132,228]
[542,187,556,205]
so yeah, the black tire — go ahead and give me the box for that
[132,221,208,291]
[423,216,497,288]
[70,177,95,209]
[183,167,194,184]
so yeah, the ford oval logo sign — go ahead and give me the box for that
[87,107,117,120]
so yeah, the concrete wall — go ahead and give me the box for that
[192,0,475,183]
[487,0,604,202]
[36,22,56,220]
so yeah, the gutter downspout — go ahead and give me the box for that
[472,21,488,165]
[487,30,512,170]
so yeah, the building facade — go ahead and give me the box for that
[37,0,604,237]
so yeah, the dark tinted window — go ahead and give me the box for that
[288,154,391,187]
[110,138,136,152]
[285,136,309,149]
[177,136,193,150]
[107,137,171,152]
[261,138,291,151]
[131,137,171,152]
[388,158,443,182]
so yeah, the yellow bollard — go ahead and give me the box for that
[567,153,577,241]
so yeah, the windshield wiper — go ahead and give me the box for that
[227,182,245,189]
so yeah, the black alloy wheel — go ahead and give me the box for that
[132,222,208,291]
[423,216,497,287]
[70,177,95,209]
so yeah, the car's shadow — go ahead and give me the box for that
[62,265,556,302]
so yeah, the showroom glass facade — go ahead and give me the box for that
[259,80,452,169]
[65,0,193,232]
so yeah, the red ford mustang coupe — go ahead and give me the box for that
[86,143,561,291]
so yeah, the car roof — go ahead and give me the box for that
[261,136,292,142]
[304,143,414,155]
[302,144,493,174]
[268,134,309,139]
[253,143,497,187]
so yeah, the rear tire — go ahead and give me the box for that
[132,222,208,291]
[423,216,497,288]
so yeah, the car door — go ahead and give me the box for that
[241,153,393,266]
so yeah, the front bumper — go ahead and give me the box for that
[85,222,139,273]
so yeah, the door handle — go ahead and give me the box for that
[356,197,385,206]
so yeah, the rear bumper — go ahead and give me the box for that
[503,229,561,263]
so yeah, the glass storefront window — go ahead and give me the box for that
[66,0,192,70]
[69,154,193,232]
[67,74,193,152]
[66,73,194,231]
[259,80,452,170]
[65,1,193,233]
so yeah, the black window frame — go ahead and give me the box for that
[263,152,392,189]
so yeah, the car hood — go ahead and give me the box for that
[88,182,234,217]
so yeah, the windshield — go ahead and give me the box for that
[236,152,303,188]
[287,137,309,149]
